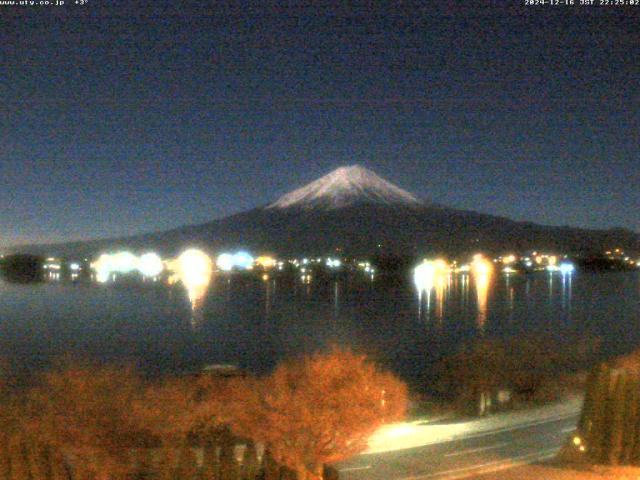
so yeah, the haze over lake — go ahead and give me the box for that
[1,271,638,388]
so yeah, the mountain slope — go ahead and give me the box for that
[8,165,640,258]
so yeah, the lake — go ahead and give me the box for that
[1,270,639,388]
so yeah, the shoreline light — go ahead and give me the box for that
[326,258,341,268]
[172,249,213,311]
[471,254,493,276]
[111,251,138,274]
[216,251,255,271]
[233,251,254,270]
[559,262,576,275]
[414,261,436,292]
[139,252,164,278]
[216,253,235,272]
[413,259,449,292]
[256,256,277,269]
[91,251,164,282]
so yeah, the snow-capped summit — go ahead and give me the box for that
[267,165,422,210]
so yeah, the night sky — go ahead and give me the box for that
[2,2,638,247]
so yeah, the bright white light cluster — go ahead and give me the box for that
[546,261,575,274]
[216,253,234,272]
[326,258,341,268]
[216,251,255,271]
[173,249,212,291]
[414,261,436,292]
[139,253,164,277]
[357,261,376,274]
[163,249,214,312]
[559,262,576,275]
[413,259,449,292]
[91,251,164,283]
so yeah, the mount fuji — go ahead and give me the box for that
[267,165,422,210]
[12,165,640,258]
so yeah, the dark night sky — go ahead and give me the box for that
[1,2,638,247]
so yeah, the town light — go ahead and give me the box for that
[414,261,436,292]
[216,253,234,272]
[503,254,517,264]
[233,251,254,270]
[326,258,341,268]
[92,253,114,283]
[471,254,493,276]
[256,256,277,269]
[138,252,164,278]
[559,262,575,275]
[456,264,471,273]
[414,259,449,292]
[91,251,139,282]
[111,251,138,273]
[177,249,212,284]
[174,249,213,310]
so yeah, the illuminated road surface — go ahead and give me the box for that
[337,407,580,480]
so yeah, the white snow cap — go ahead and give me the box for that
[267,165,422,210]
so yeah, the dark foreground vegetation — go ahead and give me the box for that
[0,348,407,480]
[434,335,598,416]
[572,350,640,466]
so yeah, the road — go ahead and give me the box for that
[337,411,580,480]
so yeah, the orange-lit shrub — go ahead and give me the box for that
[23,363,149,480]
[228,347,408,480]
[0,349,407,480]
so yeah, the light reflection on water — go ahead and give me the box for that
[0,271,639,387]
[414,260,451,324]
[414,262,494,332]
[474,270,492,332]
[561,273,572,314]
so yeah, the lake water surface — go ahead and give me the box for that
[1,271,639,387]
